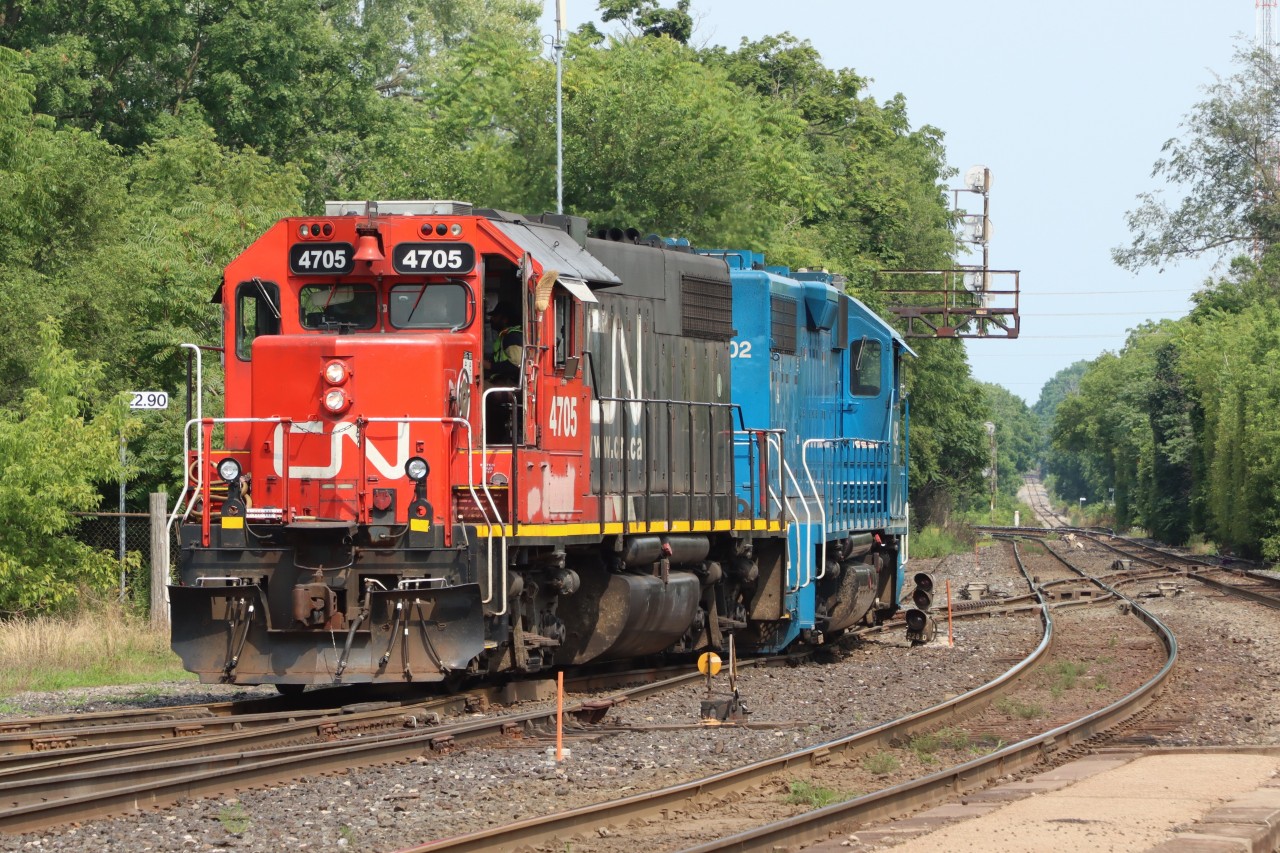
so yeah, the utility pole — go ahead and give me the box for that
[554,0,566,214]
[984,421,997,522]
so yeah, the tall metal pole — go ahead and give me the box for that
[119,432,127,601]
[554,0,566,214]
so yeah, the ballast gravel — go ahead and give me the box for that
[2,538,1277,852]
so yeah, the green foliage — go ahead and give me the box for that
[0,320,129,613]
[994,696,1043,719]
[1115,46,1280,270]
[555,36,806,249]
[861,751,899,776]
[784,780,845,809]
[906,340,990,524]
[979,382,1044,493]
[909,524,974,558]
[1045,660,1089,697]
[599,0,693,43]
[217,803,251,835]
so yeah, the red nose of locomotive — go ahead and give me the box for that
[246,335,454,525]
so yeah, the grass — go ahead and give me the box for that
[1046,660,1089,698]
[911,525,974,558]
[995,696,1044,719]
[217,803,251,835]
[0,600,190,697]
[785,781,846,808]
[907,728,975,763]
[862,751,900,776]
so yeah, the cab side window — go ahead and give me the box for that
[850,338,882,397]
[235,280,281,361]
[554,291,574,368]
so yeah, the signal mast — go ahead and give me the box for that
[1257,1,1279,259]
[1260,0,1278,59]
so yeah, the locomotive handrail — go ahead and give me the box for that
[363,416,507,617]
[800,438,831,586]
[593,392,745,531]
[581,349,754,532]
[765,432,816,593]
[166,344,206,553]
[732,430,776,527]
[173,411,508,617]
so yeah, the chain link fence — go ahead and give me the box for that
[71,509,172,605]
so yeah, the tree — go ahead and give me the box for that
[597,0,693,44]
[0,320,129,614]
[1115,46,1280,270]
[979,382,1043,494]
[547,35,810,247]
[905,339,990,526]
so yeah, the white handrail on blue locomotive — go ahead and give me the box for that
[800,438,831,588]
[766,431,817,593]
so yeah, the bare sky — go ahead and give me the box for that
[539,0,1248,404]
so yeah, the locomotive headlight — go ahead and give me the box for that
[323,360,348,385]
[449,223,463,236]
[217,457,242,483]
[405,456,429,482]
[323,388,349,413]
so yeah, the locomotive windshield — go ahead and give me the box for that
[850,337,882,396]
[300,283,378,330]
[388,282,470,329]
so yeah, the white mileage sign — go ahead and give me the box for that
[129,391,170,410]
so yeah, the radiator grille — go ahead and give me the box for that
[771,296,798,354]
[681,276,735,341]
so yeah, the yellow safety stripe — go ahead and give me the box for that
[471,519,785,538]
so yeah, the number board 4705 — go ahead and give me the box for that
[289,242,356,275]
[392,243,476,274]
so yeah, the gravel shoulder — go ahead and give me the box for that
[5,537,1274,852]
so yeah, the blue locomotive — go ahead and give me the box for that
[699,247,912,652]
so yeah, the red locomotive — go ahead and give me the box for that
[169,201,804,689]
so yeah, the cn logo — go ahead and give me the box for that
[272,421,409,479]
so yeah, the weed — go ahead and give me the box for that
[785,781,844,808]
[995,697,1044,719]
[1092,674,1111,691]
[1046,660,1088,696]
[339,825,357,845]
[862,752,899,776]
[910,525,975,558]
[936,728,972,750]
[217,803,251,835]
[908,731,940,760]
[0,601,188,697]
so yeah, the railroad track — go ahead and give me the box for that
[1021,473,1070,529]
[980,525,1280,611]
[0,592,1088,837]
[0,532,1190,844]
[0,664,785,834]
[400,537,1176,853]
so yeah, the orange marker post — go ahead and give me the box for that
[946,579,954,647]
[556,670,564,762]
